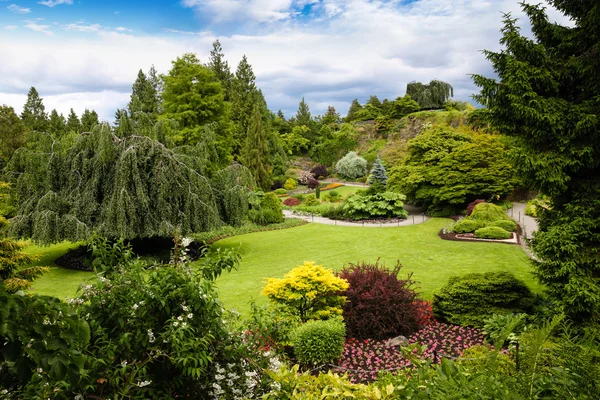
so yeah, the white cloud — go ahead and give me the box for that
[62,22,103,32]
[7,4,30,14]
[115,26,132,32]
[2,0,574,120]
[38,0,73,7]
[181,0,301,23]
[23,20,53,36]
[4,25,17,30]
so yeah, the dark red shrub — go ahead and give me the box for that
[283,197,301,207]
[307,178,319,189]
[310,164,328,179]
[466,199,486,216]
[270,180,284,190]
[339,261,421,340]
[414,300,436,327]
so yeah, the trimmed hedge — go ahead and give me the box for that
[470,203,510,222]
[489,219,517,232]
[432,272,536,327]
[474,226,511,239]
[452,219,487,234]
[292,318,345,366]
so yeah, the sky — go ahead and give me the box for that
[0,0,572,122]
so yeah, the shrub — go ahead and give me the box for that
[304,193,320,206]
[274,188,287,195]
[474,226,511,239]
[336,151,368,180]
[470,202,510,222]
[343,192,408,220]
[271,180,284,190]
[432,272,536,327]
[261,261,349,321]
[292,318,345,366]
[323,190,342,203]
[297,170,313,185]
[310,164,328,179]
[307,178,319,189]
[368,156,387,186]
[291,193,305,201]
[320,204,345,220]
[466,199,486,216]
[339,261,421,340]
[452,219,487,233]
[284,178,297,190]
[283,197,301,207]
[250,192,284,225]
[489,219,517,232]
[525,201,537,217]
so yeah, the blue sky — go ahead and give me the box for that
[0,1,571,122]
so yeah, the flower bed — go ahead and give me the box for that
[333,322,486,383]
[321,182,345,190]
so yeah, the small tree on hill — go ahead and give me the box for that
[368,156,387,186]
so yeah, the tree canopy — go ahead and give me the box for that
[473,1,600,324]
[406,80,453,109]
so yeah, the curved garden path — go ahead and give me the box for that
[283,204,430,228]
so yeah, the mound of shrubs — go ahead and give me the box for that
[283,197,301,207]
[343,192,408,220]
[250,192,284,225]
[452,202,516,238]
[432,272,536,327]
[339,262,421,340]
[292,318,346,367]
[474,226,512,240]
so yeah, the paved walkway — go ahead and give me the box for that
[507,202,539,259]
[283,204,430,228]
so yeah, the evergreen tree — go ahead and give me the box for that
[390,95,421,119]
[230,55,259,153]
[81,109,100,132]
[66,108,81,134]
[296,97,312,126]
[160,53,227,146]
[128,69,159,125]
[367,95,383,110]
[345,99,363,122]
[321,106,341,125]
[207,39,233,101]
[147,65,162,111]
[0,105,27,164]
[47,109,66,138]
[473,1,600,324]
[113,109,134,138]
[20,87,48,132]
[241,105,271,190]
[368,156,387,186]
[406,80,453,109]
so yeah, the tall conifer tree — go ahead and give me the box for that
[241,105,271,190]
[47,109,66,138]
[81,109,100,132]
[66,108,81,134]
[207,39,233,101]
[21,87,48,132]
[0,105,27,164]
[231,55,258,153]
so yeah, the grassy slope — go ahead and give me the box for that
[213,218,540,316]
[23,242,93,299]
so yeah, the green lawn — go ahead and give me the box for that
[212,218,540,316]
[23,242,93,299]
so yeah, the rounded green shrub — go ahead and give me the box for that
[432,272,536,327]
[284,178,297,190]
[470,203,510,222]
[335,151,368,180]
[489,219,517,232]
[274,188,287,195]
[452,219,487,233]
[292,318,345,366]
[474,226,511,239]
[304,194,320,206]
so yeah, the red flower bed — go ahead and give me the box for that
[333,322,486,383]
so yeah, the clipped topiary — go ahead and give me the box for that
[339,261,421,340]
[474,226,511,239]
[292,318,345,367]
[470,203,510,222]
[452,219,487,234]
[489,219,517,232]
[432,272,536,327]
[274,188,287,195]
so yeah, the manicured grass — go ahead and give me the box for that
[23,242,93,299]
[213,219,540,316]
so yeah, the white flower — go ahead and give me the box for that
[187,313,193,319]
[215,374,225,381]
[121,360,127,367]
[137,380,152,387]
[181,237,193,247]
[182,305,189,312]
[147,329,155,343]
[177,315,184,321]
[132,303,139,310]
[37,368,43,373]
[181,322,187,328]
[173,321,179,327]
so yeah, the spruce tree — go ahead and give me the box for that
[473,1,600,324]
[322,105,341,125]
[241,105,271,190]
[20,87,48,132]
[0,105,27,164]
[368,156,387,186]
[207,39,233,101]
[128,69,159,125]
[81,109,100,132]
[66,108,81,134]
[345,99,363,122]
[230,55,258,153]
[367,95,383,110]
[47,109,66,138]
[296,97,311,126]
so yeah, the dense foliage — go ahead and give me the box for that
[292,318,346,367]
[261,261,349,322]
[472,1,600,324]
[389,127,516,216]
[339,262,420,340]
[474,226,512,240]
[335,151,368,180]
[432,272,536,327]
[406,80,454,110]
[343,192,408,220]
[0,237,46,293]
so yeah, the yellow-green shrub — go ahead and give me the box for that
[261,261,349,321]
[284,178,297,190]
